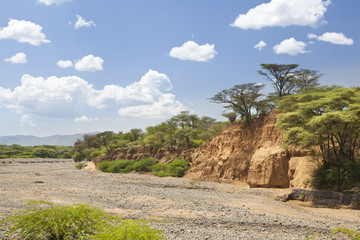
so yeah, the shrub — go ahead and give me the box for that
[109,160,135,173]
[90,150,103,160]
[98,161,112,172]
[156,171,169,177]
[72,152,83,162]
[92,219,164,240]
[0,200,115,240]
[152,163,168,173]
[133,158,156,172]
[0,201,164,240]
[75,162,84,169]
[167,159,189,177]
[311,161,360,191]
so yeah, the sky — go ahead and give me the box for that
[0,0,359,137]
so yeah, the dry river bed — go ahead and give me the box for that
[1,159,360,240]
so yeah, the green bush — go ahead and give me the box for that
[72,152,83,162]
[92,219,164,240]
[152,163,168,172]
[133,158,156,172]
[311,161,360,191]
[109,160,135,173]
[98,160,135,173]
[167,159,189,177]
[0,200,115,240]
[90,150,103,160]
[0,200,164,240]
[156,171,169,177]
[75,162,84,169]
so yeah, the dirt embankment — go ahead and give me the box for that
[185,110,314,188]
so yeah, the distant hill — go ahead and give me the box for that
[0,133,96,146]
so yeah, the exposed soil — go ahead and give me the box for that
[1,159,359,239]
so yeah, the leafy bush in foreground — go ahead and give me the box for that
[0,200,164,240]
[75,162,84,169]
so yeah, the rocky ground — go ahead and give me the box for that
[1,159,359,239]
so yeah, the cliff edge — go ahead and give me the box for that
[185,110,314,188]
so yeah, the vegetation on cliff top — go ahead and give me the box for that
[72,111,228,162]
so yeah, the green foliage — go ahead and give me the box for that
[156,171,169,177]
[277,87,360,191]
[221,112,237,123]
[90,150,103,160]
[152,163,168,172]
[209,83,266,121]
[98,160,135,173]
[72,151,83,162]
[75,162,85,169]
[0,200,164,240]
[133,158,157,172]
[0,200,115,240]
[329,228,360,240]
[167,159,189,177]
[311,162,360,191]
[0,144,73,159]
[93,219,164,240]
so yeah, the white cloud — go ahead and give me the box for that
[75,55,104,72]
[74,115,92,123]
[118,94,186,118]
[169,41,217,62]
[308,32,354,45]
[57,60,73,68]
[0,70,185,119]
[254,41,267,51]
[4,52,28,64]
[20,114,37,127]
[74,15,96,29]
[37,0,72,6]
[273,37,309,56]
[231,0,331,30]
[0,19,50,46]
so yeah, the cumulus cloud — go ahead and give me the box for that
[169,41,217,62]
[4,52,28,64]
[0,19,50,46]
[57,60,73,68]
[74,115,92,123]
[308,32,354,45]
[20,114,36,127]
[74,15,96,29]
[75,54,103,72]
[273,38,309,56]
[0,70,185,119]
[254,41,267,51]
[118,94,186,118]
[37,0,72,6]
[231,0,331,30]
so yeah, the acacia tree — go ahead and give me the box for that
[293,69,322,92]
[277,87,360,191]
[258,64,299,97]
[209,83,265,121]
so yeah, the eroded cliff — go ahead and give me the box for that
[185,110,314,188]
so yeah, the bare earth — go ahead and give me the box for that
[1,159,359,239]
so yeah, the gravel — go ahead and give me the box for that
[1,159,359,239]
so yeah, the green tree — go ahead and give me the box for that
[209,83,265,121]
[293,68,322,92]
[258,63,299,97]
[277,87,360,191]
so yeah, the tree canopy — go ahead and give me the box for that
[277,87,360,191]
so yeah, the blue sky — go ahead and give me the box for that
[0,0,359,137]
